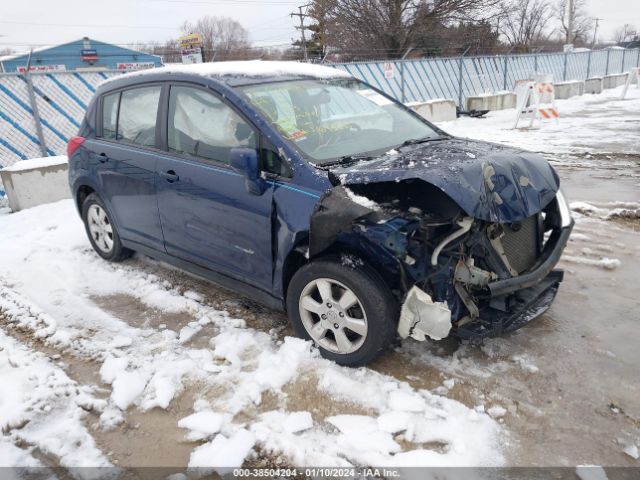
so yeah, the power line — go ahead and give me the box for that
[150,0,298,4]
[0,20,181,30]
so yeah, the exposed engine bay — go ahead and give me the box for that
[309,179,573,341]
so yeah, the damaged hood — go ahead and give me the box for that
[330,138,560,223]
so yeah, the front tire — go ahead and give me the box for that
[82,193,132,262]
[286,258,397,366]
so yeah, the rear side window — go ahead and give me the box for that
[117,86,161,147]
[168,86,256,164]
[102,93,119,140]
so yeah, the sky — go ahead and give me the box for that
[0,0,638,53]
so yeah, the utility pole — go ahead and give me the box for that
[291,3,311,62]
[591,18,602,48]
[566,0,574,44]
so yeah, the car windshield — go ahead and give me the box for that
[237,78,441,165]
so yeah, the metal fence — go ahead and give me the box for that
[0,70,122,167]
[334,48,640,106]
[0,48,639,167]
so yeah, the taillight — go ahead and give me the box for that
[67,136,85,158]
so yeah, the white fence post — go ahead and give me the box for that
[23,71,49,158]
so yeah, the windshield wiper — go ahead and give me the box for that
[320,154,376,168]
[400,136,443,147]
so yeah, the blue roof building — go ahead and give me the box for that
[0,37,162,73]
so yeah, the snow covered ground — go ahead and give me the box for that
[0,200,503,471]
[0,84,639,473]
[441,85,640,156]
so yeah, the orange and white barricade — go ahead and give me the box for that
[620,67,640,100]
[513,81,559,129]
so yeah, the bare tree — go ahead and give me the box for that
[612,24,637,44]
[314,0,500,59]
[130,40,182,64]
[499,0,553,50]
[555,0,592,45]
[181,16,250,61]
[159,39,182,63]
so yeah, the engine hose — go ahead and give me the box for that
[430,217,473,266]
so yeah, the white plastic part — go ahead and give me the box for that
[398,286,452,341]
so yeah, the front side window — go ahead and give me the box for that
[238,79,441,165]
[116,86,161,147]
[168,86,256,164]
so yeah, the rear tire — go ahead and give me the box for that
[82,193,133,262]
[286,257,397,366]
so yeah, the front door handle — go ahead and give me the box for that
[98,152,108,163]
[160,170,179,183]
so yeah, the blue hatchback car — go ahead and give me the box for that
[68,61,573,366]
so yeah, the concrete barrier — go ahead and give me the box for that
[466,92,517,111]
[584,77,603,94]
[406,99,457,122]
[603,73,628,89]
[0,156,70,212]
[554,80,585,99]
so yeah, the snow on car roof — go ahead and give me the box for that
[103,60,351,86]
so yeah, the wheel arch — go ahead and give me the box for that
[75,184,96,213]
[282,236,403,308]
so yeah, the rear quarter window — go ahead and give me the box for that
[101,92,119,140]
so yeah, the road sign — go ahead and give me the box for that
[383,62,394,79]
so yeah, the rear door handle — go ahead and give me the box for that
[98,152,108,163]
[160,170,179,183]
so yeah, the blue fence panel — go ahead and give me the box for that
[336,49,639,107]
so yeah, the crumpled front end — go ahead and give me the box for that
[309,180,573,341]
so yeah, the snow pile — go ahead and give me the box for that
[1,155,67,173]
[188,429,255,475]
[569,201,640,226]
[344,187,381,210]
[606,208,640,222]
[561,255,621,270]
[576,465,609,480]
[0,199,504,468]
[511,355,540,373]
[0,329,109,468]
[440,84,640,156]
[623,443,639,460]
[487,406,507,419]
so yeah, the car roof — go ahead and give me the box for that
[99,60,352,91]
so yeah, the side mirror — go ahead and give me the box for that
[229,147,265,196]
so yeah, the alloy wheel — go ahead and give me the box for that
[298,278,368,354]
[87,204,114,253]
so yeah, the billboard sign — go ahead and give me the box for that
[17,64,67,73]
[179,33,203,64]
[179,33,203,48]
[116,62,155,71]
